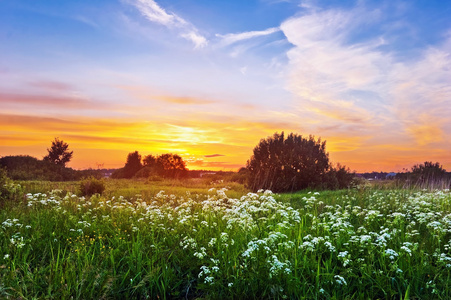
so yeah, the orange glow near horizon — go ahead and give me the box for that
[0,113,272,171]
[1,111,450,173]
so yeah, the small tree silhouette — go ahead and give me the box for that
[43,138,73,167]
[156,154,187,178]
[123,151,143,178]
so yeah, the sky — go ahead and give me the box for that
[1,0,451,172]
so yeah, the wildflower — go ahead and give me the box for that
[193,247,207,259]
[198,265,210,278]
[4,254,9,259]
[338,251,348,258]
[208,238,217,248]
[267,255,291,277]
[204,276,214,284]
[212,266,220,272]
[385,249,398,260]
[220,232,229,242]
[334,275,347,286]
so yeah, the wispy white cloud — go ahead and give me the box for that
[181,32,208,49]
[217,27,280,47]
[280,5,451,151]
[128,1,281,51]
[72,15,100,29]
[281,8,387,128]
[131,0,186,27]
[127,0,207,48]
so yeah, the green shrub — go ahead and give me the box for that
[0,167,23,206]
[0,155,101,181]
[79,176,106,196]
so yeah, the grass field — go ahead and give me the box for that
[1,179,451,299]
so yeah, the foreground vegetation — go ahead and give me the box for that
[1,179,451,299]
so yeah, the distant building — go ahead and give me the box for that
[386,172,397,179]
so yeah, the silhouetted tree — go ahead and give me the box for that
[246,132,331,192]
[143,154,157,167]
[114,152,187,179]
[123,151,142,179]
[43,138,73,167]
[156,153,187,178]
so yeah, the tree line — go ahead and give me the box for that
[2,134,447,193]
[111,151,188,179]
[0,138,99,181]
[0,134,357,191]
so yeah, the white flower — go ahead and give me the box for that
[4,254,9,259]
[385,249,398,260]
[212,266,220,272]
[208,238,217,247]
[338,251,348,258]
[204,276,214,284]
[334,275,347,286]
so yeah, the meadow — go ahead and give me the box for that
[1,179,451,299]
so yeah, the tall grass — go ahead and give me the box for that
[399,177,451,191]
[1,184,451,298]
[17,178,249,200]
[354,177,451,191]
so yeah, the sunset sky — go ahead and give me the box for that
[1,0,451,172]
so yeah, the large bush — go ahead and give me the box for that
[247,132,353,192]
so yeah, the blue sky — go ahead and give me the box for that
[1,0,451,171]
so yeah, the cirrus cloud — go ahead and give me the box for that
[127,0,207,48]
